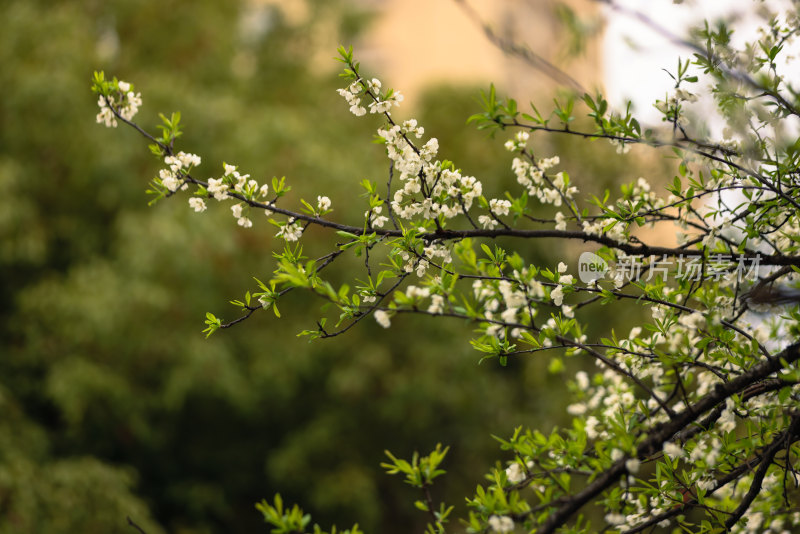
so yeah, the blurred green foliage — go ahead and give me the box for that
[0,1,669,533]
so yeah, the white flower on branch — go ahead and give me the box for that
[555,211,567,230]
[505,462,525,484]
[478,215,498,229]
[489,198,511,216]
[93,21,800,529]
[276,221,303,242]
[427,294,445,314]
[551,285,564,306]
[207,178,229,201]
[317,195,331,212]
[663,441,684,459]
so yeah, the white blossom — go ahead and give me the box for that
[538,156,559,170]
[374,310,391,328]
[567,403,587,415]
[231,203,244,219]
[177,151,201,168]
[500,307,517,323]
[489,198,512,216]
[188,197,207,212]
[207,178,229,201]
[405,285,430,299]
[159,169,180,192]
[555,211,567,231]
[575,371,589,390]
[479,215,498,229]
[427,294,445,314]
[625,458,641,473]
[585,415,599,439]
[605,513,626,526]
[663,441,684,459]
[276,221,303,242]
[488,515,514,533]
[551,285,564,306]
[505,462,525,484]
[96,96,118,127]
[317,195,331,212]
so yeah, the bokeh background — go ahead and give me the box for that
[0,1,667,532]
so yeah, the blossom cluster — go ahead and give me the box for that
[487,515,514,533]
[96,80,142,127]
[377,124,484,223]
[158,151,201,193]
[336,78,404,117]
[509,149,578,211]
[468,266,558,340]
[364,205,389,228]
[276,219,303,241]
[336,73,493,233]
[180,160,315,241]
[478,199,512,229]
[204,163,267,228]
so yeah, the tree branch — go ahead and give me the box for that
[537,342,800,533]
[126,517,148,534]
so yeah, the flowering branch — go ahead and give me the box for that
[92,6,800,530]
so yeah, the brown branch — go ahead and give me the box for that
[724,415,800,529]
[537,342,800,533]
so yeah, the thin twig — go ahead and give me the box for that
[453,0,587,93]
[127,517,147,534]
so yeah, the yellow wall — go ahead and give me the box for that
[358,0,603,104]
